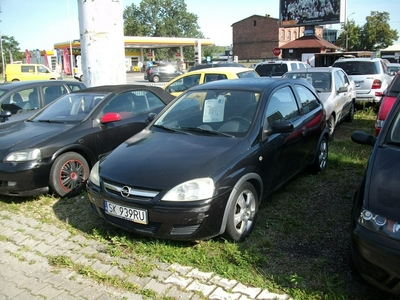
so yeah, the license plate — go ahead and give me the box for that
[104,201,148,224]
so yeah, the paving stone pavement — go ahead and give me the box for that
[0,210,292,300]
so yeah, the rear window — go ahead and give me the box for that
[237,70,259,78]
[333,61,378,75]
[21,65,35,73]
[255,63,288,77]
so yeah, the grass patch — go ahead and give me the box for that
[0,111,388,300]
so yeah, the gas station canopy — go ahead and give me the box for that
[54,36,214,50]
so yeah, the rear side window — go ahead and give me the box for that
[294,85,320,114]
[237,70,259,78]
[388,75,400,96]
[21,66,35,73]
[291,63,298,70]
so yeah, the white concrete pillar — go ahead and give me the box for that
[77,0,126,87]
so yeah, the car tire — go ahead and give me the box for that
[345,101,354,122]
[224,182,258,242]
[309,136,328,173]
[49,152,90,197]
[327,114,335,140]
[152,75,160,83]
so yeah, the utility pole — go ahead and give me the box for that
[77,0,126,87]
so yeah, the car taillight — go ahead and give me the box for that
[371,79,382,89]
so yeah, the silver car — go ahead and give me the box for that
[283,67,356,138]
[332,58,392,104]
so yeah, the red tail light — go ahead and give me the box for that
[371,79,382,89]
[148,68,153,75]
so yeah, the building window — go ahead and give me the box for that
[287,31,291,40]
[294,31,297,39]
[254,20,256,26]
[281,30,284,40]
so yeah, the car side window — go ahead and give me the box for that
[333,71,344,91]
[294,85,320,114]
[264,87,299,131]
[204,74,227,83]
[166,74,200,93]
[43,85,67,105]
[1,88,37,114]
[291,63,298,70]
[338,70,349,86]
[67,83,85,91]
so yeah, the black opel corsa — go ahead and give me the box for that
[0,85,173,197]
[350,94,400,296]
[87,78,329,241]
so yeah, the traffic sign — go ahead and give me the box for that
[273,47,280,57]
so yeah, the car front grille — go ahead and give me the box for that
[103,180,159,201]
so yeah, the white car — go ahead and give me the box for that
[74,71,83,82]
[283,67,356,138]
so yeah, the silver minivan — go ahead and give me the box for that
[255,60,310,78]
[332,58,392,104]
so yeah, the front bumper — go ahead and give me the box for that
[0,161,52,197]
[86,181,230,241]
[351,223,400,296]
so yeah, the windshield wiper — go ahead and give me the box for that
[37,120,64,123]
[181,127,234,137]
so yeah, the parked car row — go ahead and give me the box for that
[1,59,399,296]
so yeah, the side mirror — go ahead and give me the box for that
[0,110,12,123]
[147,112,157,123]
[337,86,348,93]
[101,112,121,124]
[351,130,376,146]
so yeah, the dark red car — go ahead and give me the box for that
[375,72,400,135]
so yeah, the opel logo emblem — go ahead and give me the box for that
[121,186,131,198]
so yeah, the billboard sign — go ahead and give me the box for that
[280,0,345,27]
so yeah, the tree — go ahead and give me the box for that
[1,35,23,72]
[335,19,361,51]
[336,11,398,52]
[359,11,398,51]
[123,0,204,61]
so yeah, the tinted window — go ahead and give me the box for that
[388,75,400,96]
[294,85,320,114]
[333,61,378,75]
[267,87,299,123]
[43,85,68,105]
[256,64,288,76]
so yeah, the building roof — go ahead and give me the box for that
[381,43,400,51]
[280,34,340,50]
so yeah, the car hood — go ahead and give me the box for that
[366,146,400,220]
[0,121,71,154]
[99,129,249,190]
[316,92,331,103]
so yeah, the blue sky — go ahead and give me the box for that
[1,0,399,50]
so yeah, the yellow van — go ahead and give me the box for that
[5,64,61,82]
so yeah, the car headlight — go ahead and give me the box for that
[88,161,100,187]
[358,207,400,240]
[4,149,41,162]
[161,178,214,201]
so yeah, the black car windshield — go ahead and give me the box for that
[154,89,260,137]
[283,72,332,92]
[32,93,107,122]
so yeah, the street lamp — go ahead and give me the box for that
[345,12,355,52]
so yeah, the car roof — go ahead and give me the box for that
[71,84,175,103]
[186,67,254,74]
[285,67,341,73]
[188,77,309,92]
[333,57,383,62]
[0,80,83,91]
[256,60,303,65]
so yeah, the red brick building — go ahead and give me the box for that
[232,14,326,60]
